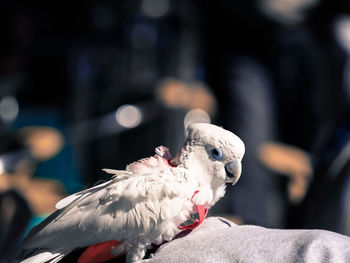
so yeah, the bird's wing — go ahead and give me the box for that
[55,170,130,209]
[22,167,196,251]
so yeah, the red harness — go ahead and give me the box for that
[178,190,209,230]
[78,240,123,263]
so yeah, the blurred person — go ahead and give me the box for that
[202,0,328,228]
[297,4,350,234]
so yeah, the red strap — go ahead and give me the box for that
[167,159,177,167]
[78,240,124,263]
[178,191,209,230]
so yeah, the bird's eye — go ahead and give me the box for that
[210,148,223,160]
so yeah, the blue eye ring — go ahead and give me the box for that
[210,148,223,160]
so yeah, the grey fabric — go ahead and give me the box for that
[143,217,350,263]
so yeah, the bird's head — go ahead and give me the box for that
[176,123,245,186]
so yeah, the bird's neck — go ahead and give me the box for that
[175,145,226,206]
[210,182,226,205]
[177,146,210,185]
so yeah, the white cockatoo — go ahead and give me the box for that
[18,123,245,263]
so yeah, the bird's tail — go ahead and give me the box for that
[17,248,68,263]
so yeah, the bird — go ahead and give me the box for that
[18,123,245,263]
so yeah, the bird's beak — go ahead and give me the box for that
[225,159,242,185]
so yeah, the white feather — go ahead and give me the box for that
[102,168,122,174]
[19,248,67,263]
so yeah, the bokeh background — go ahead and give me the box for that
[2,0,350,261]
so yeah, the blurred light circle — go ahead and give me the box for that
[335,16,350,53]
[184,109,211,129]
[0,96,19,123]
[142,0,170,18]
[115,105,142,128]
[258,0,319,25]
[0,159,4,174]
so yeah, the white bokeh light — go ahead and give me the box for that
[335,16,350,54]
[0,96,19,123]
[115,105,142,129]
[0,159,4,174]
[184,108,211,130]
[141,0,170,18]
